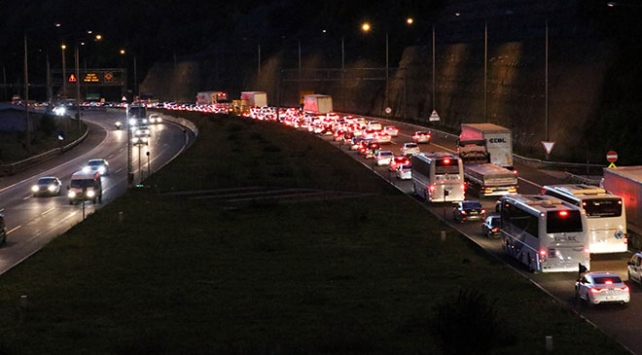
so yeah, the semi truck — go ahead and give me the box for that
[603,166,642,225]
[459,123,513,169]
[303,94,333,114]
[196,91,228,105]
[240,91,267,107]
[458,139,518,197]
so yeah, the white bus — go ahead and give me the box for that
[411,152,465,203]
[541,184,627,254]
[499,194,590,273]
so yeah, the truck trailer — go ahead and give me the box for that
[240,91,268,107]
[459,123,513,169]
[457,139,518,197]
[464,163,519,197]
[603,166,642,225]
[196,91,228,105]
[303,94,333,114]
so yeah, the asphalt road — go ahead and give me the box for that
[317,121,639,354]
[0,109,192,276]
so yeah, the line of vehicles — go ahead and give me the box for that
[235,100,635,307]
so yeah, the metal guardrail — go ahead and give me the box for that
[0,126,89,177]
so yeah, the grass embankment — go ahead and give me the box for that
[0,113,627,354]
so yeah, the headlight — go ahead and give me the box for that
[129,118,137,125]
[31,185,38,192]
[98,167,106,174]
[115,121,122,127]
[68,191,76,198]
[82,166,91,173]
[48,185,56,192]
[86,190,95,198]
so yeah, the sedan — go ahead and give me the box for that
[31,176,62,197]
[396,164,412,180]
[481,215,501,238]
[84,159,109,176]
[389,155,410,171]
[453,200,486,223]
[400,142,420,156]
[375,150,394,166]
[412,130,432,144]
[575,272,629,306]
[148,113,162,124]
[382,125,399,137]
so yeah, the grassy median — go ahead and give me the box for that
[0,112,627,354]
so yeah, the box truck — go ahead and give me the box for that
[303,94,333,114]
[459,123,513,169]
[240,91,267,107]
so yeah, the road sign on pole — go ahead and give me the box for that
[607,150,618,168]
[541,141,555,155]
[429,110,440,122]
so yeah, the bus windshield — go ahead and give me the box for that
[582,198,622,217]
[546,210,583,233]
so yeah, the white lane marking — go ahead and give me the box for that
[7,226,20,234]
[41,207,56,216]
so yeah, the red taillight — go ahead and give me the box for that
[605,280,613,285]
[620,286,630,292]
[590,288,602,294]
[460,210,467,215]
[539,250,547,257]
[481,208,486,214]
[491,227,500,233]
[430,185,435,192]
[559,210,569,217]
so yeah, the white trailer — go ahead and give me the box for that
[603,166,642,225]
[240,91,268,107]
[464,163,519,197]
[459,123,513,169]
[303,94,333,114]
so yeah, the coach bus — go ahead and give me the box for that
[411,152,465,203]
[541,184,627,254]
[499,194,590,273]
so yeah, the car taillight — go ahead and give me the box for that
[460,210,467,215]
[491,227,499,233]
[539,250,547,257]
[481,209,486,214]
[590,288,602,294]
[619,286,630,292]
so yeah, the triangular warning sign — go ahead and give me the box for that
[429,109,440,122]
[68,74,77,83]
[541,141,555,155]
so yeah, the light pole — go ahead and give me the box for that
[74,43,81,132]
[23,33,30,153]
[61,44,67,100]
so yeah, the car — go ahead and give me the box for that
[367,121,382,131]
[31,176,62,197]
[375,150,394,166]
[412,130,432,144]
[396,164,412,180]
[382,125,399,137]
[83,159,109,176]
[389,155,410,171]
[627,252,642,286]
[136,125,151,137]
[575,271,629,306]
[481,215,501,238]
[453,200,486,223]
[349,137,365,150]
[148,113,162,124]
[374,131,392,144]
[400,142,420,156]
[364,142,380,159]
[132,133,150,145]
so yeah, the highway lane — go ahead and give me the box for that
[0,109,192,276]
[316,122,639,353]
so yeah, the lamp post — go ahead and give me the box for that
[23,33,30,153]
[61,44,67,99]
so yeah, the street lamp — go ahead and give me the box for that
[61,44,67,99]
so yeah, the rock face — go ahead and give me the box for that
[139,0,629,163]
